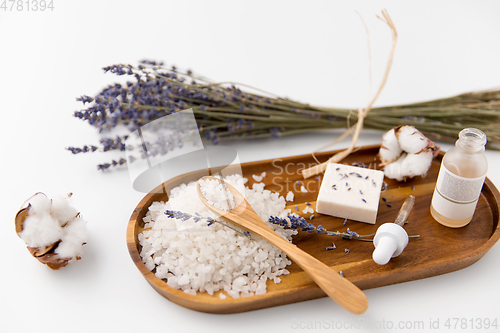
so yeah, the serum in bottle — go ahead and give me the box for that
[430,128,488,228]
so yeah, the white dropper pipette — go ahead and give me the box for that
[372,195,415,265]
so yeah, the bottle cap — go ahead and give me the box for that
[372,223,409,265]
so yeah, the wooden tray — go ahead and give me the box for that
[126,144,500,313]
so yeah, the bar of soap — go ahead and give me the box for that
[316,163,385,224]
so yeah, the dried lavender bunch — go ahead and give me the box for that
[70,60,500,169]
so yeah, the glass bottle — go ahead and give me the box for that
[430,128,488,228]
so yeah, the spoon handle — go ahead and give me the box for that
[225,212,368,315]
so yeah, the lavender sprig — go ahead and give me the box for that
[164,210,251,238]
[268,215,419,242]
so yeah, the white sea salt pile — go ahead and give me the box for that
[139,174,296,298]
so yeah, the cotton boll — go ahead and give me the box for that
[26,193,52,215]
[400,151,433,178]
[395,126,428,154]
[50,195,79,224]
[380,125,440,181]
[17,192,87,269]
[379,128,402,164]
[383,154,406,181]
[55,217,88,258]
[19,214,62,248]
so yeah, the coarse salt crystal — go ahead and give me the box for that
[302,206,314,214]
[252,171,266,182]
[286,191,294,202]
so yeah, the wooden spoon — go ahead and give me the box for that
[196,176,368,315]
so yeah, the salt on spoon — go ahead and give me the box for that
[372,195,414,265]
[197,176,368,315]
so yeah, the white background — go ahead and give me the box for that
[1,1,500,332]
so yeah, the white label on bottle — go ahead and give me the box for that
[432,165,485,220]
[435,165,485,204]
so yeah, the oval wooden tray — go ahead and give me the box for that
[127,144,500,313]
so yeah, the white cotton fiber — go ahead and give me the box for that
[400,151,433,178]
[18,193,87,262]
[381,125,438,181]
[396,126,428,154]
[50,195,79,224]
[139,174,296,299]
[26,193,52,215]
[20,214,62,248]
[55,217,88,258]
[383,154,406,181]
[379,128,402,164]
